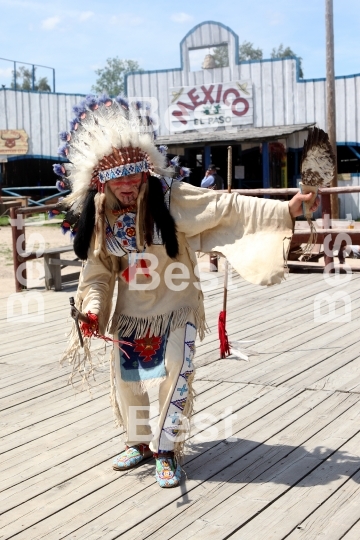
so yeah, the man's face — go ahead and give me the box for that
[108,173,142,207]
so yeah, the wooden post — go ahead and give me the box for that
[223,145,232,307]
[322,204,334,269]
[10,205,26,292]
[326,0,339,218]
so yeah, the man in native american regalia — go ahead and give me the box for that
[55,95,317,488]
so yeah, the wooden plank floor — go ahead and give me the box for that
[1,268,360,539]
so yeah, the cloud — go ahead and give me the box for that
[79,11,94,22]
[170,12,193,23]
[41,16,61,30]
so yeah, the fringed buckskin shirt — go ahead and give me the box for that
[76,181,294,340]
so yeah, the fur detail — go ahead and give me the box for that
[146,176,179,258]
[59,131,70,142]
[115,95,129,109]
[94,192,106,257]
[53,163,66,177]
[73,190,97,260]
[58,144,69,158]
[135,182,148,250]
[56,179,70,192]
[85,95,99,110]
[72,101,87,119]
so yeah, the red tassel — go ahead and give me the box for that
[218,310,230,359]
[80,311,131,355]
[80,312,99,337]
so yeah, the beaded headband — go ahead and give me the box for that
[92,146,150,187]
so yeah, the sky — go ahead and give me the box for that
[0,0,359,95]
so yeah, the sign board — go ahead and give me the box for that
[0,130,28,155]
[168,80,253,133]
[235,166,245,180]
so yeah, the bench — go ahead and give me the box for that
[43,245,82,291]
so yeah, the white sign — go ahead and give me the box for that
[235,166,245,180]
[168,80,253,133]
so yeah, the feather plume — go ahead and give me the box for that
[58,144,69,158]
[301,127,335,188]
[59,131,71,142]
[57,96,168,210]
[115,95,129,109]
[85,95,99,110]
[53,163,66,177]
[299,127,336,257]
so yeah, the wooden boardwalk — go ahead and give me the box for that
[1,268,360,539]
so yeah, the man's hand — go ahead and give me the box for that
[289,192,320,219]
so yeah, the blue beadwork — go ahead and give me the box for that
[113,212,137,252]
[98,160,149,182]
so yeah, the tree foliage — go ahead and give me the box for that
[238,41,304,78]
[212,45,229,68]
[271,44,304,78]
[239,41,263,61]
[11,66,51,92]
[92,57,143,96]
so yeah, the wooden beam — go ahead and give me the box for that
[292,229,360,244]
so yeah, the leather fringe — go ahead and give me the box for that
[110,348,124,427]
[109,306,207,341]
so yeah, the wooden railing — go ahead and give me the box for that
[10,203,61,292]
[10,187,360,292]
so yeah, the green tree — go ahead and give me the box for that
[239,41,263,61]
[11,66,51,91]
[271,44,304,78]
[92,57,143,96]
[36,76,51,92]
[212,45,229,68]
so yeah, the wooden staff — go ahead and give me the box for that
[218,146,232,358]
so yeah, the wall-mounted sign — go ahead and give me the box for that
[168,80,253,133]
[0,129,28,155]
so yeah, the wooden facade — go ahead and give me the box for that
[0,21,359,160]
[0,20,359,203]
[125,21,360,147]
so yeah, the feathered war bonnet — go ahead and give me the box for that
[53,95,179,260]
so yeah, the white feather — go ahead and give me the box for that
[62,99,167,208]
[229,340,257,362]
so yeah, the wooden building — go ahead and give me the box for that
[0,21,360,215]
[125,21,360,195]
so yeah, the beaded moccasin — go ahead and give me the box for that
[154,453,181,488]
[113,444,152,470]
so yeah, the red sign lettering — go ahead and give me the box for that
[223,88,240,105]
[232,97,249,117]
[188,88,202,108]
[200,85,215,104]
